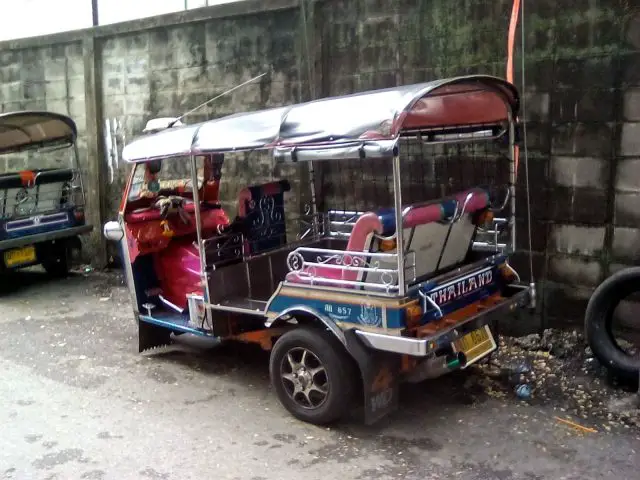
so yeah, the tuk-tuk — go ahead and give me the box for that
[0,111,92,276]
[103,74,535,425]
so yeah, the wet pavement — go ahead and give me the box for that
[0,268,639,480]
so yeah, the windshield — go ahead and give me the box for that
[0,144,76,175]
[127,155,222,202]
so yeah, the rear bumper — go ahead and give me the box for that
[355,283,531,356]
[0,224,93,251]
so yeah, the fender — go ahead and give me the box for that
[265,305,347,346]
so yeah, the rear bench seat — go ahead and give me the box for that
[286,187,490,290]
[376,187,490,283]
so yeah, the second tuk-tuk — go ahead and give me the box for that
[0,111,92,277]
[104,74,535,425]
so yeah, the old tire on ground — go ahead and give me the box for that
[269,326,354,425]
[585,267,640,381]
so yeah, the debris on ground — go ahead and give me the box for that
[466,328,640,432]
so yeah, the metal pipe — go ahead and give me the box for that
[392,152,405,296]
[190,155,209,303]
[508,112,516,253]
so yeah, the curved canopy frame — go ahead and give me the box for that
[122,74,519,164]
[0,111,78,155]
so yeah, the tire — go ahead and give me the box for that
[42,246,70,278]
[585,267,640,381]
[269,326,354,425]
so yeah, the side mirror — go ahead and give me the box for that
[103,221,124,242]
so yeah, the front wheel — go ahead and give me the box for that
[585,267,640,381]
[269,327,354,425]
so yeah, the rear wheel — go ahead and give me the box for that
[41,241,71,278]
[269,327,354,425]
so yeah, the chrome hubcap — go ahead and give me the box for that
[280,347,329,409]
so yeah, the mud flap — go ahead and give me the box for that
[138,316,172,353]
[344,329,401,425]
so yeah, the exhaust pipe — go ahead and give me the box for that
[404,351,467,383]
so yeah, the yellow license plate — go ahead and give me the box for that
[453,325,497,367]
[4,246,37,267]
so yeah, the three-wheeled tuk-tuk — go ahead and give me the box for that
[104,74,535,425]
[0,111,92,277]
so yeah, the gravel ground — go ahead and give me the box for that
[0,267,638,480]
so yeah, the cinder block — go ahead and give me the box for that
[124,74,149,95]
[44,80,68,101]
[550,156,605,189]
[102,95,125,118]
[0,82,22,102]
[68,98,86,121]
[551,122,613,157]
[551,88,614,123]
[614,192,640,226]
[43,59,67,81]
[103,76,125,96]
[150,69,178,93]
[549,224,605,256]
[547,254,602,287]
[621,123,640,156]
[612,226,640,260]
[622,52,640,87]
[102,56,125,77]
[177,66,209,92]
[23,81,46,101]
[123,33,149,54]
[66,57,84,79]
[523,91,550,122]
[616,157,640,192]
[623,88,640,121]
[0,64,20,84]
[125,54,149,77]
[124,95,148,116]
[45,99,68,115]
[547,187,608,224]
[68,77,85,99]
[543,281,595,325]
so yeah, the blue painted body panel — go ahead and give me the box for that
[267,254,507,331]
[139,312,215,337]
[0,208,85,242]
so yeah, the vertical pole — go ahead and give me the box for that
[508,112,517,253]
[91,0,99,26]
[83,34,108,266]
[190,156,209,302]
[392,151,405,296]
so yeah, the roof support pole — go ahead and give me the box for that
[392,151,405,297]
[82,34,108,266]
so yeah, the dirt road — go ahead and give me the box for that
[0,269,638,479]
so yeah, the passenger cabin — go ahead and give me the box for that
[116,75,517,337]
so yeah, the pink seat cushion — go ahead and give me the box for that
[403,203,444,229]
[454,188,490,214]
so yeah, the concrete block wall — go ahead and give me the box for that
[313,0,640,331]
[98,3,305,233]
[0,43,87,172]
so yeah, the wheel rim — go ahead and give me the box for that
[279,347,329,410]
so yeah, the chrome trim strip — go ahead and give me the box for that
[264,305,346,345]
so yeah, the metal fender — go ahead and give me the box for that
[266,305,347,346]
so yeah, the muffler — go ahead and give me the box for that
[404,351,467,383]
